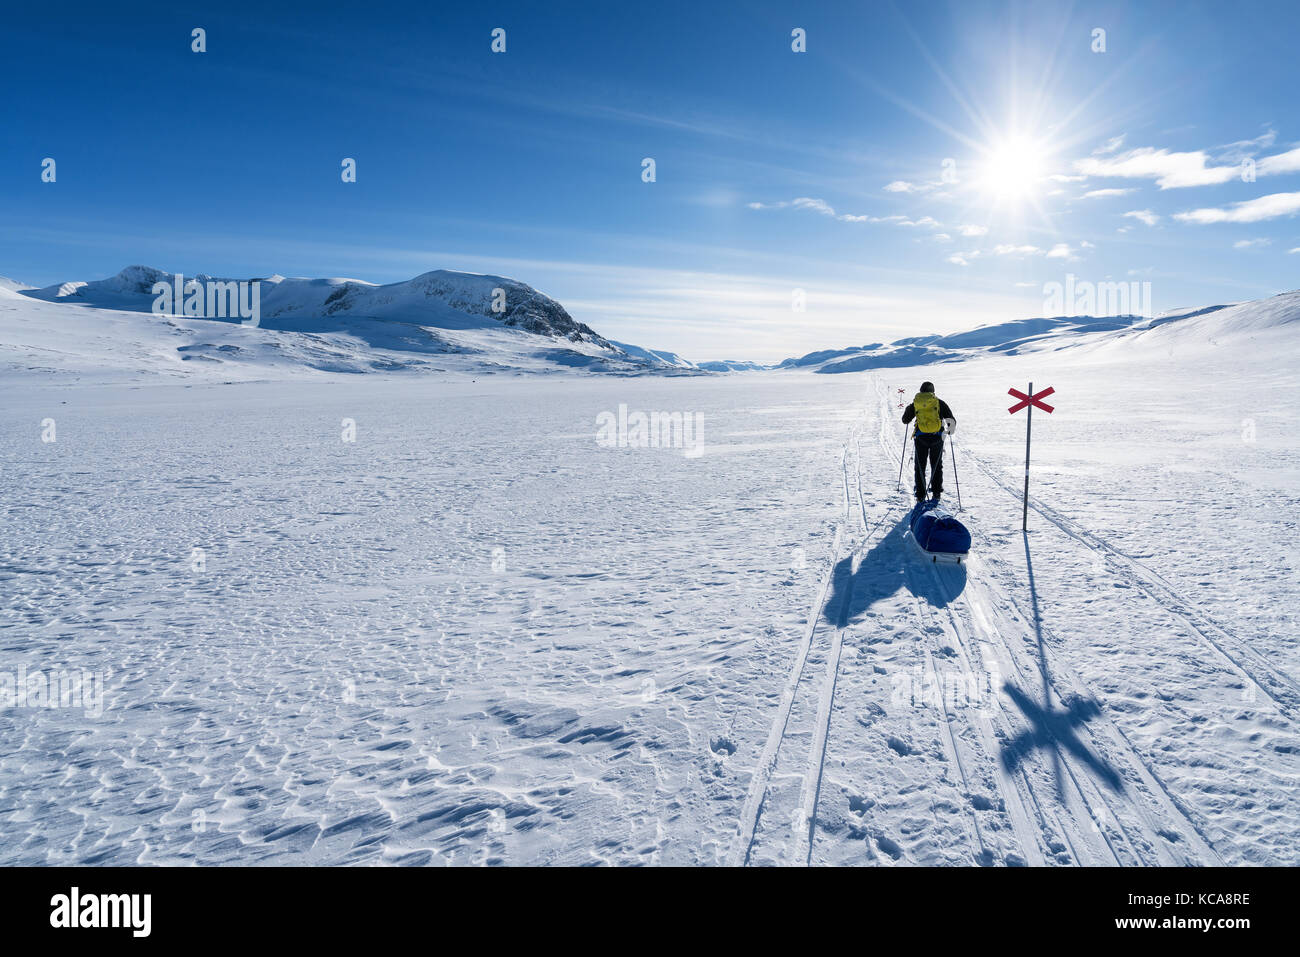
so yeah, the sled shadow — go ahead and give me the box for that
[1000,531,1124,795]
[822,515,966,628]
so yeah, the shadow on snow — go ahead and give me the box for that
[1000,530,1124,796]
[822,514,967,629]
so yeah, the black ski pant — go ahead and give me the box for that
[913,430,944,499]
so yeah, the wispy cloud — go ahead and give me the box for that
[1214,128,1278,163]
[1233,238,1271,248]
[1082,188,1135,198]
[749,197,943,229]
[1258,147,1300,176]
[1077,147,1240,188]
[1123,209,1160,226]
[1046,243,1081,260]
[884,178,946,195]
[1174,191,1300,224]
[1074,134,1299,189]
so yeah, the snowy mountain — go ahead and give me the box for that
[25,265,615,343]
[697,359,772,372]
[775,292,1300,372]
[608,340,700,370]
[1,265,701,381]
[5,266,1296,385]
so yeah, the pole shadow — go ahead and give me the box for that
[1000,531,1124,795]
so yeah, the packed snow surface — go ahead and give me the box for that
[0,285,1297,865]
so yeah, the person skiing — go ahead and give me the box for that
[901,381,956,503]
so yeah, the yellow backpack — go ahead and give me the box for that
[913,392,942,433]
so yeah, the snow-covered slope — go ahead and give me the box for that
[698,359,772,373]
[1,266,701,381]
[773,291,1300,373]
[25,265,614,344]
[0,277,32,294]
[609,340,700,370]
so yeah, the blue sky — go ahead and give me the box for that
[4,0,1298,361]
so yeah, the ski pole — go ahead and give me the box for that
[948,432,962,510]
[896,424,912,491]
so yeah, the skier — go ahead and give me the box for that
[901,381,956,503]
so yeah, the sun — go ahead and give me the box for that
[979,135,1049,201]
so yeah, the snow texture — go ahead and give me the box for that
[0,279,1297,865]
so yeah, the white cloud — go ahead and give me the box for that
[1014,281,1037,288]
[1077,138,1300,189]
[884,180,916,193]
[1094,135,1126,155]
[1290,247,1300,254]
[1214,129,1277,163]
[992,244,1041,256]
[933,233,952,243]
[1174,191,1300,224]
[1082,188,1134,198]
[749,197,944,228]
[1050,174,1087,182]
[792,197,836,216]
[1123,209,1160,226]
[1076,147,1239,189]
[947,254,971,266]
[959,224,988,236]
[1258,147,1300,176]
[1046,243,1080,260]
[1233,238,1271,248]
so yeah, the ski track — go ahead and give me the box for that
[866,378,1222,866]
[3,365,1289,865]
[725,498,848,863]
[737,382,1142,867]
[876,388,1103,865]
[729,416,870,866]
[964,450,1300,720]
[876,407,1048,866]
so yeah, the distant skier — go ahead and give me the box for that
[901,381,956,503]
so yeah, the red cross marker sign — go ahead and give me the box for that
[1008,386,1055,415]
[1009,382,1056,531]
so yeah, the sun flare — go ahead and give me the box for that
[979,135,1049,201]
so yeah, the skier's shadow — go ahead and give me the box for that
[1000,531,1124,795]
[823,515,966,628]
